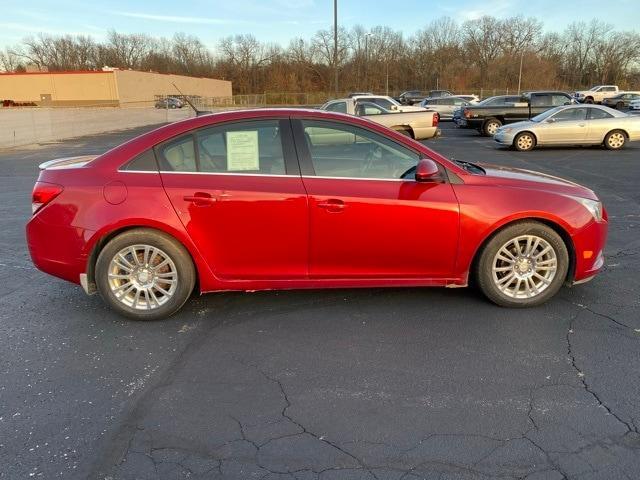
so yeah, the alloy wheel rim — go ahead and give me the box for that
[608,133,624,148]
[517,135,533,150]
[491,235,557,299]
[107,244,178,310]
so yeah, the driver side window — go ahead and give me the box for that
[301,120,420,180]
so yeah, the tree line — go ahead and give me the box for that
[1,16,639,96]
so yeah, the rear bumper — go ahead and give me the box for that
[26,214,92,285]
[571,218,608,283]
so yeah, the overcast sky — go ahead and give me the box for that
[2,0,638,49]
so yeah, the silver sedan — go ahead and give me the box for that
[494,105,640,151]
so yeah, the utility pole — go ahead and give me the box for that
[517,50,524,95]
[364,32,374,92]
[333,0,338,97]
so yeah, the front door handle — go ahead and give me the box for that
[578,123,586,127]
[317,199,345,212]
[183,192,216,206]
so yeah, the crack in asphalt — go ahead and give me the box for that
[565,309,638,436]
[240,360,381,479]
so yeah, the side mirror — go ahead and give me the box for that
[546,118,556,123]
[391,104,399,110]
[415,158,441,182]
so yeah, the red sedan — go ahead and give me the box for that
[26,109,607,320]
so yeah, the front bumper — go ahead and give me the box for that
[571,217,608,283]
[493,131,515,146]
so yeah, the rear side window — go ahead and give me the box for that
[158,136,197,172]
[155,119,287,175]
[588,108,613,120]
[197,120,285,174]
[121,149,158,171]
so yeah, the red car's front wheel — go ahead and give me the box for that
[476,222,569,307]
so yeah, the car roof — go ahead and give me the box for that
[551,104,627,116]
[91,107,463,175]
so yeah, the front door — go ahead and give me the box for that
[538,107,589,144]
[157,118,308,280]
[293,118,460,279]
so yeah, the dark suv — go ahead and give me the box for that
[461,91,575,136]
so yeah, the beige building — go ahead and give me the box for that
[0,70,232,107]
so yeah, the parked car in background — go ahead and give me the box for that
[455,94,480,104]
[347,92,374,97]
[320,98,440,140]
[454,95,522,127]
[155,97,184,109]
[351,94,426,112]
[494,104,640,151]
[572,85,619,104]
[601,92,640,110]
[397,90,427,105]
[420,96,473,120]
[428,90,454,98]
[462,91,575,136]
[26,108,608,319]
[629,98,640,112]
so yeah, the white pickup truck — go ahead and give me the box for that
[573,85,620,104]
[320,98,440,140]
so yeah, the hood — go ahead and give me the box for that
[477,163,598,200]
[498,120,536,131]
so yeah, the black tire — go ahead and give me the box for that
[513,132,536,152]
[616,102,624,110]
[475,221,569,308]
[584,97,594,104]
[603,130,626,150]
[482,118,502,136]
[95,228,196,320]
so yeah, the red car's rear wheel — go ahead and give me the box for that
[95,229,195,320]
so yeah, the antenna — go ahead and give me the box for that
[171,83,211,117]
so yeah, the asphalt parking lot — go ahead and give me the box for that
[1,121,639,480]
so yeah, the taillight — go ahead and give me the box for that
[32,181,63,214]
[432,112,439,127]
[463,108,471,119]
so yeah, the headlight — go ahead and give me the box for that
[569,196,603,221]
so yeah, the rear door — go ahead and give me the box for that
[157,118,308,280]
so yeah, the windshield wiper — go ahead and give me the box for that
[454,159,486,175]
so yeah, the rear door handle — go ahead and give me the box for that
[183,192,217,206]
[317,199,345,212]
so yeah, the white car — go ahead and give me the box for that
[629,99,640,112]
[573,85,620,104]
[350,95,426,112]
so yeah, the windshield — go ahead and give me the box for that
[588,86,600,92]
[530,106,564,122]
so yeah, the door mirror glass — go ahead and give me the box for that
[415,158,440,182]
